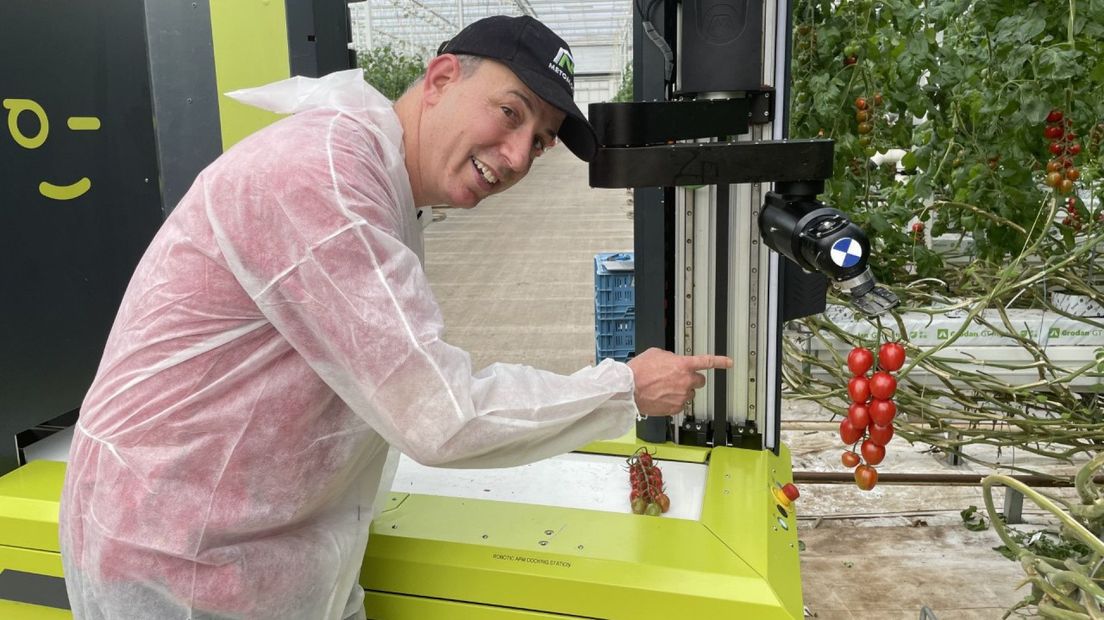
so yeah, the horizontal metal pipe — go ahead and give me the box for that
[792,470,1101,487]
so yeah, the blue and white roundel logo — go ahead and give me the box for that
[830,238,863,268]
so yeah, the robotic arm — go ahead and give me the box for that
[759,181,899,317]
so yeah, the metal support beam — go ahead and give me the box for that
[590,139,834,189]
[1003,488,1025,524]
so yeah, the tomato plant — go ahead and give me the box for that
[791,0,1104,281]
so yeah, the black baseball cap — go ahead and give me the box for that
[437,15,598,162]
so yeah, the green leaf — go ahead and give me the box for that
[1090,58,1104,84]
[901,150,917,171]
[867,212,892,233]
[1019,90,1051,125]
[961,505,989,531]
[1018,16,1047,41]
[993,544,1018,561]
[1038,47,1084,81]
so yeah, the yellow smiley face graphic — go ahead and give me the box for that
[4,98,98,201]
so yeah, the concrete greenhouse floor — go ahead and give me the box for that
[421,147,1071,619]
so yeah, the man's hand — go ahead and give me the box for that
[626,347,734,417]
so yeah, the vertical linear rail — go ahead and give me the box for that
[698,184,717,436]
[763,0,790,453]
[713,183,730,447]
[674,182,694,430]
[732,172,754,435]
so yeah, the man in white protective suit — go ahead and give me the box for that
[59,15,732,620]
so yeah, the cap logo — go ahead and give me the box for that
[549,47,575,88]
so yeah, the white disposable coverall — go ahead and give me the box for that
[59,70,637,620]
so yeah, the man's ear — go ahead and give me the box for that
[421,54,463,106]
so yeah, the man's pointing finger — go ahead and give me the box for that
[685,355,734,370]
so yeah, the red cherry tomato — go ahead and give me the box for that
[656,493,671,513]
[847,347,874,376]
[848,402,871,430]
[869,372,897,400]
[869,398,896,426]
[861,439,886,465]
[1044,125,1063,139]
[639,451,653,467]
[1046,109,1063,123]
[839,418,863,445]
[869,423,894,447]
[854,464,878,491]
[848,376,871,403]
[841,451,861,468]
[878,342,906,372]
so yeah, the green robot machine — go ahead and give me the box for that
[0,1,897,617]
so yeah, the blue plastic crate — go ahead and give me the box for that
[594,252,635,363]
[595,305,634,321]
[596,316,635,351]
[594,252,635,313]
[595,345,635,363]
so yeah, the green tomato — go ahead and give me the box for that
[645,503,662,516]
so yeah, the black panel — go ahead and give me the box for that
[0,570,70,609]
[631,4,675,445]
[288,0,356,77]
[589,99,750,146]
[677,0,764,95]
[590,139,834,188]
[144,1,222,212]
[781,258,828,322]
[0,0,164,474]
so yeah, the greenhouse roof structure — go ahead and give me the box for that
[348,0,634,76]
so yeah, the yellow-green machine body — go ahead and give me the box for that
[0,439,803,618]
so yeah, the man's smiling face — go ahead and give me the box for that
[418,57,565,208]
